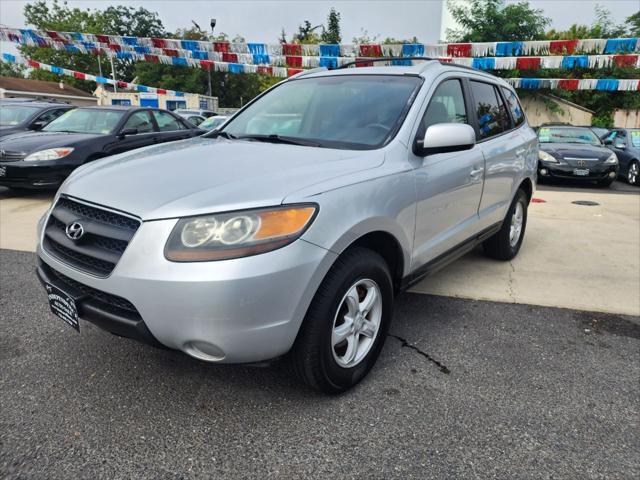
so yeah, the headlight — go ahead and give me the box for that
[165,205,318,261]
[604,152,618,164]
[538,150,558,163]
[24,148,74,161]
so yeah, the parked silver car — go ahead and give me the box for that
[36,61,537,393]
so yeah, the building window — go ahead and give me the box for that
[166,100,187,111]
[111,99,132,106]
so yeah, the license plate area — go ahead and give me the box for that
[46,282,80,331]
[573,168,590,176]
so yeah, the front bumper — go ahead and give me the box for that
[37,217,337,363]
[538,162,618,181]
[0,160,76,189]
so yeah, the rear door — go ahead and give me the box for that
[410,77,486,268]
[469,81,526,228]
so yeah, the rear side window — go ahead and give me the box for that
[36,108,69,124]
[152,111,186,131]
[470,81,511,139]
[420,79,468,132]
[501,88,525,127]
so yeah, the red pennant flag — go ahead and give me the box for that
[355,58,374,67]
[213,42,230,53]
[108,44,121,52]
[447,43,472,57]
[156,88,167,94]
[287,68,304,77]
[73,71,85,80]
[257,65,273,75]
[359,45,382,57]
[222,52,238,63]
[144,54,159,63]
[558,79,579,90]
[95,34,110,44]
[285,55,302,67]
[516,57,541,70]
[612,54,638,68]
[282,44,302,56]
[26,59,40,68]
[151,38,166,48]
[200,60,214,70]
[550,40,578,55]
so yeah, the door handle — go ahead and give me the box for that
[469,167,484,178]
[516,148,526,156]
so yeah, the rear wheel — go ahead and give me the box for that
[483,188,528,261]
[628,160,640,186]
[289,247,393,394]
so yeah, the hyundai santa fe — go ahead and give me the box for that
[36,60,537,393]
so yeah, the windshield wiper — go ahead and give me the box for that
[210,130,237,140]
[237,134,322,147]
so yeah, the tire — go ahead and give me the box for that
[627,160,640,186]
[483,188,528,261]
[289,247,394,394]
[597,178,615,187]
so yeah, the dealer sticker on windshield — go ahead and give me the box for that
[46,283,79,331]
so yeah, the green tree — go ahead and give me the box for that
[447,0,550,42]
[21,0,165,90]
[321,8,342,44]
[627,11,640,36]
[0,60,26,78]
[294,20,323,44]
[546,5,635,39]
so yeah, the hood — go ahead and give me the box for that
[61,137,384,220]
[0,131,102,152]
[540,142,612,161]
[0,125,23,138]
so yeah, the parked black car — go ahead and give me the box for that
[0,106,204,189]
[0,100,75,138]
[537,125,619,187]
[603,128,640,186]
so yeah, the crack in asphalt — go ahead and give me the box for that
[507,261,516,303]
[388,334,451,374]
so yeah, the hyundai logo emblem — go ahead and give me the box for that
[65,221,85,240]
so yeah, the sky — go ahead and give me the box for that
[0,0,637,56]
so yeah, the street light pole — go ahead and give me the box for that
[109,54,117,92]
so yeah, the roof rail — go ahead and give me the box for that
[336,57,436,69]
[289,67,328,79]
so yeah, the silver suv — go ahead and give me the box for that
[37,61,537,393]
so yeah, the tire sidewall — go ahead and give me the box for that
[317,254,393,391]
[507,190,528,257]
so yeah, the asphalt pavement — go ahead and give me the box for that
[1,249,638,479]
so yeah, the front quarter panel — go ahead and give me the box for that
[289,145,416,277]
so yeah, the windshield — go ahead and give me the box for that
[220,75,422,150]
[0,105,40,126]
[200,116,227,130]
[43,109,124,134]
[538,127,601,145]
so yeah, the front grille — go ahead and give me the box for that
[43,197,140,277]
[0,150,26,162]
[42,262,139,316]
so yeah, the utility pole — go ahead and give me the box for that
[109,54,117,92]
[97,55,103,77]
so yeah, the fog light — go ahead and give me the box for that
[608,172,616,178]
[183,341,226,362]
[540,168,548,176]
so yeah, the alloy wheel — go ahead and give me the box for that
[509,201,524,247]
[331,279,383,368]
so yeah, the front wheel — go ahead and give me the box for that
[289,247,394,394]
[627,160,640,186]
[483,188,528,261]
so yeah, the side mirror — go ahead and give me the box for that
[119,128,138,138]
[603,139,613,145]
[414,123,476,157]
[30,121,47,131]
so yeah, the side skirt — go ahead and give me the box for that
[400,222,502,291]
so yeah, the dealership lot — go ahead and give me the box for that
[1,248,639,479]
[0,182,639,478]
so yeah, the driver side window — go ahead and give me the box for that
[420,79,468,135]
[123,111,154,134]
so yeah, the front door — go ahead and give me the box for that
[411,78,485,269]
